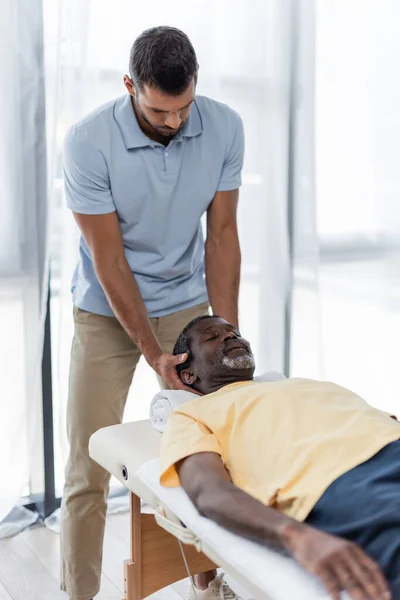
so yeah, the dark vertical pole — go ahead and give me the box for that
[284,0,299,377]
[38,277,57,518]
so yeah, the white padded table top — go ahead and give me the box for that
[138,458,339,600]
[89,419,162,507]
[89,419,347,600]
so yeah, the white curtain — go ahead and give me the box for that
[291,0,400,418]
[0,0,49,524]
[6,0,400,535]
[45,0,315,493]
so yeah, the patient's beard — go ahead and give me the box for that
[220,353,255,371]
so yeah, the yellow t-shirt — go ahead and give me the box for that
[160,378,400,522]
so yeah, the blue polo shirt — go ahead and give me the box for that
[64,93,244,317]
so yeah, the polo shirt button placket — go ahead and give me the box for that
[164,149,169,173]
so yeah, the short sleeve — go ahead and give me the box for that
[160,412,221,487]
[63,125,116,215]
[217,113,245,192]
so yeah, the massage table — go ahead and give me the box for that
[89,419,343,600]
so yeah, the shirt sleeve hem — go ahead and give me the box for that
[160,448,222,487]
[66,202,116,215]
[216,179,242,192]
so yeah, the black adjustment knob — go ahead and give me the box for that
[122,465,128,481]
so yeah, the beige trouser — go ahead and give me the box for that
[60,301,209,600]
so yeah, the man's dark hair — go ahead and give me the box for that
[129,26,198,95]
[173,315,217,378]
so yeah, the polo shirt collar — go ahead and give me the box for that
[179,100,203,139]
[114,94,152,149]
[114,94,203,149]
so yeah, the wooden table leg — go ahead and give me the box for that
[124,493,142,600]
[123,491,217,599]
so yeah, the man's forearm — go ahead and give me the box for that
[95,256,161,364]
[194,477,302,550]
[205,231,241,328]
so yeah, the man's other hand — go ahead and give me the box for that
[281,523,391,600]
[153,353,199,394]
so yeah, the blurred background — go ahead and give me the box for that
[1,0,399,552]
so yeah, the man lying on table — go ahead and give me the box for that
[160,315,400,600]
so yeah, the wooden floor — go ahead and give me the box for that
[0,512,252,600]
[0,512,192,600]
[0,513,253,600]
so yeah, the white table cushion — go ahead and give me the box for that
[90,419,348,600]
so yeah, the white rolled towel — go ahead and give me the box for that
[149,371,286,433]
[150,390,198,432]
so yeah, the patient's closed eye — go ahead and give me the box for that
[206,334,218,341]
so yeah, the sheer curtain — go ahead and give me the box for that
[291,0,400,417]
[0,0,316,526]
[0,0,49,527]
[47,0,316,493]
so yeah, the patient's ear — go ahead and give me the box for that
[181,369,197,386]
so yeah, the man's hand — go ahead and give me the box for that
[152,353,199,393]
[281,523,391,600]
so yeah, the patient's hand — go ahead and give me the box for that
[281,523,391,600]
[179,453,390,599]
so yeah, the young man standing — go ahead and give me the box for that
[60,26,244,600]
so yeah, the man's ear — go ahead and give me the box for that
[181,369,198,386]
[123,75,135,97]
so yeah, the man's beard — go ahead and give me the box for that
[221,353,255,370]
[134,96,185,138]
[217,341,255,371]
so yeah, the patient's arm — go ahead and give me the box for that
[178,452,391,600]
[179,451,295,547]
